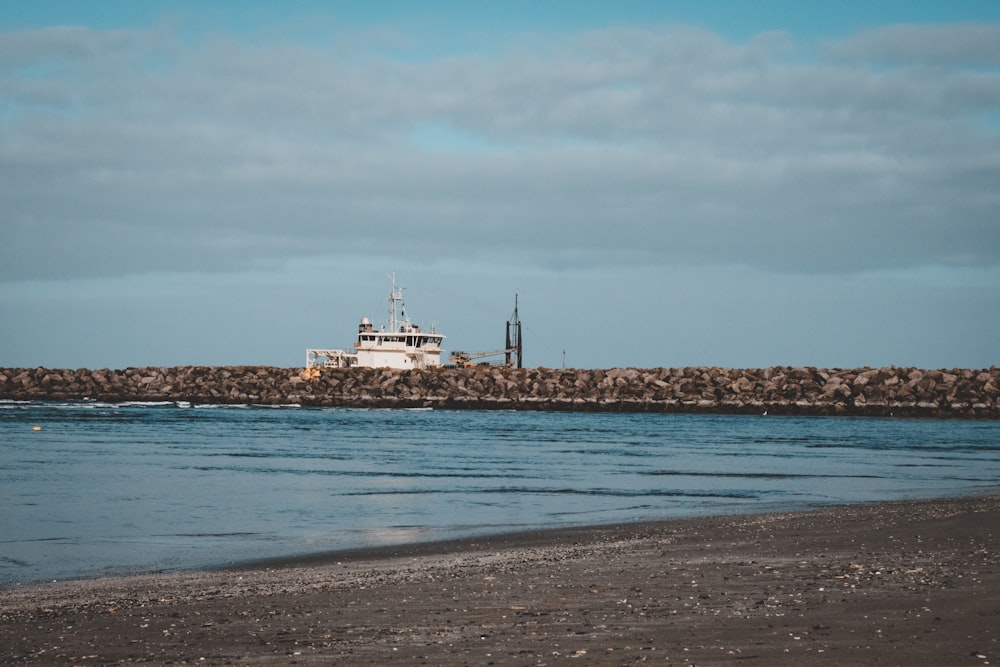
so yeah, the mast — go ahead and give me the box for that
[388,272,404,332]
[506,294,522,369]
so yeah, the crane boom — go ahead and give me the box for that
[449,348,515,366]
[449,295,523,368]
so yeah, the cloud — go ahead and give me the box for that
[826,22,1000,66]
[0,25,156,65]
[2,22,999,284]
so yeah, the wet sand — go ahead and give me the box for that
[2,494,998,665]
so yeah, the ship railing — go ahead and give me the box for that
[306,348,358,369]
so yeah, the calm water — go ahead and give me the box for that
[2,400,998,584]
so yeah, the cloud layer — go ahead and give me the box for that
[3,21,998,285]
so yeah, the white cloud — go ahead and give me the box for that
[826,22,1000,66]
[2,21,999,285]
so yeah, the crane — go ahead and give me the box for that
[449,295,523,368]
[450,348,514,367]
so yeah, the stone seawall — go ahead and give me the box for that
[2,365,998,418]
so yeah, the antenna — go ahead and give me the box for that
[388,271,405,332]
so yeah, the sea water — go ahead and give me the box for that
[2,400,998,584]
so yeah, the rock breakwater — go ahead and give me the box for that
[2,365,998,418]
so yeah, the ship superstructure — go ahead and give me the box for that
[306,274,445,370]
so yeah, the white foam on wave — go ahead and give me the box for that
[119,401,176,407]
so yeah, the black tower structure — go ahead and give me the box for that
[505,294,522,369]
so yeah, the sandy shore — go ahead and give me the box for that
[3,495,998,666]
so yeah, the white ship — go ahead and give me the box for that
[306,274,445,370]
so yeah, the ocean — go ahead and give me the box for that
[2,400,998,585]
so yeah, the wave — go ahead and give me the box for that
[0,399,33,407]
[645,470,884,480]
[338,487,763,499]
[805,442,1000,452]
[179,465,534,480]
[159,532,265,538]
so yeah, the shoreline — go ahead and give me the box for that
[3,493,997,665]
[218,492,987,573]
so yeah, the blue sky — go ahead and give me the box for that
[2,1,999,369]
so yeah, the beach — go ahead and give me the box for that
[2,494,997,665]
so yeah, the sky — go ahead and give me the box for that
[2,1,999,370]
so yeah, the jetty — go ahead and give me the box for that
[2,365,998,419]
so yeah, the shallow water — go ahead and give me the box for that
[2,400,998,584]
